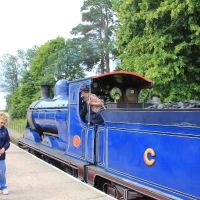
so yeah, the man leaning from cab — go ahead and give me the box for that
[80,86,104,125]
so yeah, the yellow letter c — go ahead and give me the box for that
[144,148,156,166]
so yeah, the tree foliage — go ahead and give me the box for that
[7,37,86,119]
[30,37,86,86]
[0,46,38,93]
[0,47,38,118]
[114,0,200,101]
[0,54,23,93]
[71,0,118,74]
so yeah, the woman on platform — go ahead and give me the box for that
[0,112,10,195]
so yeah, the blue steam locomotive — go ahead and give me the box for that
[18,71,200,200]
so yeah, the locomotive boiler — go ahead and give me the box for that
[18,71,200,200]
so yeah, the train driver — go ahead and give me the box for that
[80,86,104,125]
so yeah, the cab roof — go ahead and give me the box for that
[92,71,153,88]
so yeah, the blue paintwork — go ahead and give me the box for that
[41,135,59,149]
[101,110,200,199]
[23,72,200,200]
[24,128,40,142]
[102,109,200,127]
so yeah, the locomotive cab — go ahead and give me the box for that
[79,71,153,116]
[66,71,153,165]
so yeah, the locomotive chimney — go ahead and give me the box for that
[40,84,51,99]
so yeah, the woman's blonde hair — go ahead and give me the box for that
[0,112,9,122]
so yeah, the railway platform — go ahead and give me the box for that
[2,129,115,200]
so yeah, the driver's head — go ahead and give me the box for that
[80,86,89,97]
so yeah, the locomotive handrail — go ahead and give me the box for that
[95,129,100,163]
[88,85,91,125]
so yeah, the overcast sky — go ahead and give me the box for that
[0,0,84,109]
[0,0,84,58]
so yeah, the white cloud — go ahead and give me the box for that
[0,0,84,108]
[0,0,84,58]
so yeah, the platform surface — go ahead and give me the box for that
[2,143,115,200]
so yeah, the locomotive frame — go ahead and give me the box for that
[18,71,200,200]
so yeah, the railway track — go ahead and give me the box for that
[10,136,29,152]
[10,136,19,145]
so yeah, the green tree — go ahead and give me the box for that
[8,70,39,119]
[2,37,85,119]
[17,45,38,71]
[71,0,118,74]
[0,47,38,118]
[30,37,86,87]
[0,54,22,93]
[0,46,38,94]
[8,37,86,119]
[114,0,200,102]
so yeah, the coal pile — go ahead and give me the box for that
[146,100,200,109]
